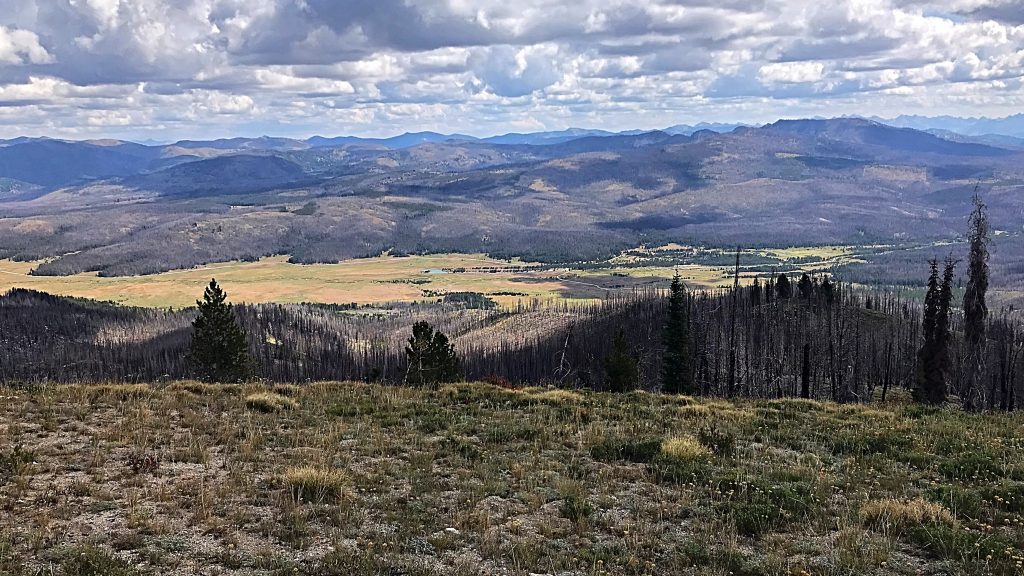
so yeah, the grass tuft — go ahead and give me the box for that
[861,498,956,532]
[245,392,299,412]
[661,435,712,462]
[283,466,348,503]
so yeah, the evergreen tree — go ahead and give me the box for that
[915,258,955,404]
[962,193,990,410]
[820,277,836,305]
[661,272,693,394]
[605,330,639,392]
[405,321,460,387]
[915,260,939,403]
[190,279,251,383]
[936,256,957,388]
[797,273,814,299]
[750,277,762,307]
[775,274,792,299]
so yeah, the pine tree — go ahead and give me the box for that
[605,330,639,392]
[405,321,460,387]
[915,260,940,403]
[962,192,990,410]
[935,256,957,395]
[797,273,814,299]
[750,277,762,307]
[661,272,693,394]
[915,258,956,404]
[190,279,251,383]
[820,277,835,305]
[775,274,792,299]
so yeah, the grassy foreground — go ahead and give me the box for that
[1,382,1022,576]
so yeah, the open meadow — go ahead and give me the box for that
[0,245,867,309]
[1,381,1022,576]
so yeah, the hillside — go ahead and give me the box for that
[1,118,1023,279]
[1,381,1021,575]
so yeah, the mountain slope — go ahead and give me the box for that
[1,118,1022,276]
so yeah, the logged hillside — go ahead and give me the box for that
[1,381,1022,575]
[1,119,1023,278]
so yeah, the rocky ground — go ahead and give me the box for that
[1,381,1022,575]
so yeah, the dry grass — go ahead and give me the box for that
[527,389,584,403]
[0,254,567,308]
[0,243,866,308]
[660,435,712,461]
[861,498,957,531]
[244,391,299,412]
[283,466,348,504]
[1,381,1022,576]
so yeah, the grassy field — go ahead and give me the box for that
[1,382,1022,575]
[0,245,864,309]
[0,254,566,309]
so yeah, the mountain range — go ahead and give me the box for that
[0,123,750,191]
[0,117,1021,282]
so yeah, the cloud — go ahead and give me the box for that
[0,0,1018,139]
[759,62,826,83]
[0,26,52,65]
[470,44,563,96]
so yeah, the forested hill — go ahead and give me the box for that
[1,118,1023,277]
[2,277,1020,410]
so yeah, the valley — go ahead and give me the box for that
[0,245,863,308]
[2,119,1023,284]
[4,3,1024,576]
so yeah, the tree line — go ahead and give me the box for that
[0,195,1020,409]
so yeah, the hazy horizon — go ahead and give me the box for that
[4,112,1024,144]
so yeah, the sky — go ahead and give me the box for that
[0,0,1021,140]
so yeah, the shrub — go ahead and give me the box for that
[560,492,593,523]
[697,425,736,457]
[59,546,141,576]
[926,485,984,519]
[245,392,298,413]
[441,436,481,462]
[904,521,1019,574]
[938,452,1003,481]
[980,481,1024,513]
[651,435,715,485]
[126,451,160,476]
[590,437,662,463]
[0,444,34,483]
[715,477,816,536]
[284,466,348,504]
[675,541,711,567]
[729,502,785,536]
[828,427,914,457]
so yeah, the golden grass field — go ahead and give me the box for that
[0,246,863,309]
